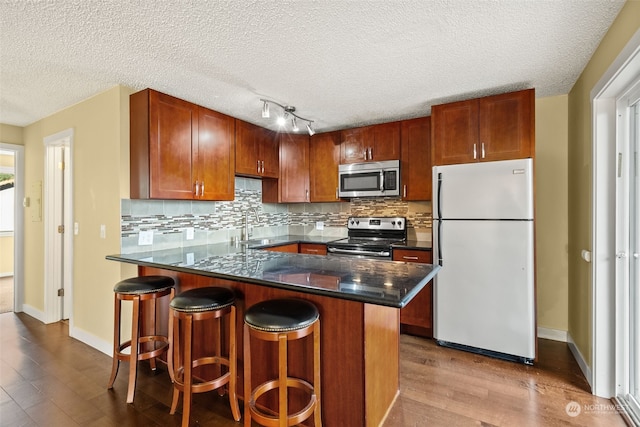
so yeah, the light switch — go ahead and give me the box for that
[74,222,79,235]
[138,230,154,245]
[186,227,195,240]
[100,225,106,239]
[316,221,324,230]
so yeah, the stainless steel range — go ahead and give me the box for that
[327,216,407,259]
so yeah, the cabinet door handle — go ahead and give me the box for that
[194,181,199,197]
[200,181,204,197]
[307,249,319,253]
[402,256,419,260]
[306,189,309,202]
[261,160,265,174]
[473,144,477,159]
[257,160,260,174]
[403,184,407,198]
[368,147,372,160]
[481,143,485,159]
[363,149,367,160]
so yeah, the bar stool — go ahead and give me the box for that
[168,287,240,427]
[243,298,322,427]
[107,275,175,403]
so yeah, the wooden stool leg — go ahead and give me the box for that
[126,295,141,404]
[314,321,322,427]
[243,323,252,427]
[169,308,179,415]
[107,293,121,389]
[181,314,193,427]
[228,306,240,421]
[148,298,157,371]
[278,333,288,427]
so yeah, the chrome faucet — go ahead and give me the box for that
[244,207,260,240]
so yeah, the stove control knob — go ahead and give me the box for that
[355,220,360,225]
[391,221,396,226]
[397,220,402,227]
[350,220,354,225]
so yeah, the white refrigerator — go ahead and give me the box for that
[432,158,536,364]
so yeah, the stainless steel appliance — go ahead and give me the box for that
[327,216,406,259]
[432,158,535,364]
[338,160,400,198]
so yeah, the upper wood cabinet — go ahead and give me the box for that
[263,133,310,203]
[400,117,431,201]
[130,89,235,200]
[235,119,279,178]
[431,88,534,165]
[309,131,342,202]
[340,122,400,163]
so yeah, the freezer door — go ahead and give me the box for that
[433,219,535,359]
[432,158,533,220]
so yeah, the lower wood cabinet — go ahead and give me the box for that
[299,243,327,255]
[264,243,299,253]
[393,248,433,338]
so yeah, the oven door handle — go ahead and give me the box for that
[327,247,390,257]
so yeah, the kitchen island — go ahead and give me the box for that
[107,242,439,427]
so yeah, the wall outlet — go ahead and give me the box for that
[316,221,324,230]
[186,227,195,240]
[186,252,195,265]
[138,230,154,246]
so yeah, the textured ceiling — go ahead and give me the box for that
[0,0,626,132]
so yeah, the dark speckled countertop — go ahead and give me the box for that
[106,237,439,308]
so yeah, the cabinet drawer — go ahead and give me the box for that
[392,249,432,263]
[299,243,327,255]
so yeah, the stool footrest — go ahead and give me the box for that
[249,378,318,426]
[114,336,169,362]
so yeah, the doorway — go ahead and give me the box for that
[0,143,24,315]
[591,28,640,423]
[43,129,73,323]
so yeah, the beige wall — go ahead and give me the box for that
[535,95,569,331]
[0,123,24,145]
[21,85,136,345]
[567,0,640,365]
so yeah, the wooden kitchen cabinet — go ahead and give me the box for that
[130,89,235,200]
[299,243,327,255]
[400,117,431,201]
[264,243,299,253]
[309,131,342,202]
[340,122,400,163]
[263,133,309,203]
[235,119,279,178]
[432,88,534,165]
[394,248,433,338]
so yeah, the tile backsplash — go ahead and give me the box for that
[121,177,431,253]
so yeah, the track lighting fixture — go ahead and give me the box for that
[260,98,315,136]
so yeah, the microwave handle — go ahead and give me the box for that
[380,171,384,191]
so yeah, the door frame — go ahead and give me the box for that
[591,28,640,398]
[43,128,73,324]
[0,142,25,313]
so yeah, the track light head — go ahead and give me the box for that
[306,123,315,136]
[262,101,270,118]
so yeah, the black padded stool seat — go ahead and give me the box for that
[169,287,234,312]
[245,298,319,331]
[113,275,175,295]
[107,275,175,404]
[243,298,322,427]
[168,287,240,427]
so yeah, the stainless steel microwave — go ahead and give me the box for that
[338,160,400,198]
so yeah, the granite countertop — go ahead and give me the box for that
[106,239,439,308]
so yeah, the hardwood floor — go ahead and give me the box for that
[0,312,627,427]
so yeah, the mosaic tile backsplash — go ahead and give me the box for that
[121,177,432,253]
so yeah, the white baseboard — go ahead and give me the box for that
[69,326,112,357]
[567,332,593,389]
[537,327,568,342]
[20,304,45,323]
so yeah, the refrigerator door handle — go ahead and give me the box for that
[437,172,443,219]
[437,219,443,266]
